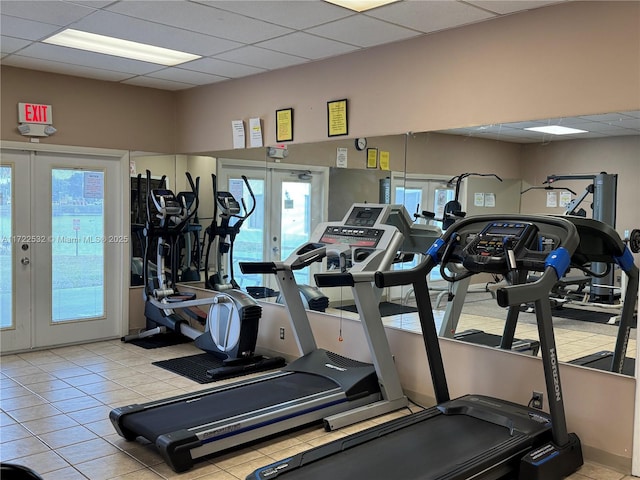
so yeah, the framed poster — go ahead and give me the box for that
[366,148,378,169]
[327,99,348,137]
[276,108,293,142]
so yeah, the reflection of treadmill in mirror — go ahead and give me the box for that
[248,214,584,480]
[436,222,541,355]
[563,216,638,376]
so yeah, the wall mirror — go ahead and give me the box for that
[400,111,639,377]
[130,111,638,378]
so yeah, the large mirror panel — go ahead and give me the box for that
[132,112,638,378]
[403,111,639,377]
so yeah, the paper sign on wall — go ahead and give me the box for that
[232,120,245,149]
[336,147,348,168]
[249,118,263,147]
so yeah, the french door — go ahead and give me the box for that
[216,159,328,290]
[0,146,126,353]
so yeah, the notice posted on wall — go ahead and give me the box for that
[232,120,245,149]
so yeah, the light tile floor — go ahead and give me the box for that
[0,338,635,479]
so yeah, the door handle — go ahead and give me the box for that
[21,257,30,266]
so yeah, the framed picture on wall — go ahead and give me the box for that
[366,148,378,169]
[276,108,293,142]
[327,99,348,137]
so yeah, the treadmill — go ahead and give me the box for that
[563,216,638,376]
[388,206,540,355]
[110,204,409,472]
[247,214,584,480]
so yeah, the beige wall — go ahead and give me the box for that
[0,67,177,153]
[177,1,639,152]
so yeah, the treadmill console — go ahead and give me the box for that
[462,221,539,274]
[319,226,384,248]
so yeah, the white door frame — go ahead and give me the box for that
[216,158,329,288]
[0,140,130,350]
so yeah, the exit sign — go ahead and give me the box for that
[18,103,53,124]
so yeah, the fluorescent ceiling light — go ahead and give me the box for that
[524,125,588,135]
[43,29,201,66]
[324,0,399,12]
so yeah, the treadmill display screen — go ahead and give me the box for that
[485,224,526,237]
[344,207,383,227]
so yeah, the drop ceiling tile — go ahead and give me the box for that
[0,35,31,54]
[122,76,194,91]
[0,15,62,41]
[365,0,495,34]
[256,31,359,60]
[179,57,265,78]
[0,1,96,26]
[199,0,353,29]
[579,112,640,123]
[106,1,293,43]
[148,67,227,85]
[16,43,165,75]
[0,54,134,82]
[307,15,421,48]
[215,46,309,70]
[71,10,242,56]
[465,1,564,15]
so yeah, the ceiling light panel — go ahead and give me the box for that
[524,125,589,135]
[323,0,400,13]
[71,10,242,57]
[43,29,201,66]
[18,42,168,74]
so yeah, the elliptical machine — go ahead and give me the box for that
[175,177,202,282]
[203,174,255,291]
[123,170,284,379]
[203,174,329,311]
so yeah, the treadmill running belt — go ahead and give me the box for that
[122,373,339,441]
[263,413,529,480]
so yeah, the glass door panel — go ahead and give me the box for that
[0,164,12,329]
[0,151,31,352]
[51,168,105,322]
[1,148,125,353]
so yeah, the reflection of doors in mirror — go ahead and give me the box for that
[216,160,328,292]
[392,173,454,281]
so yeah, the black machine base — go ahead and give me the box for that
[569,351,635,376]
[454,329,540,355]
[519,433,583,480]
[283,349,378,399]
[206,355,286,380]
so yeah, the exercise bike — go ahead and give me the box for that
[123,170,284,380]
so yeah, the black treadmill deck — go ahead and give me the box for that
[250,395,552,480]
[570,352,636,376]
[117,372,340,442]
